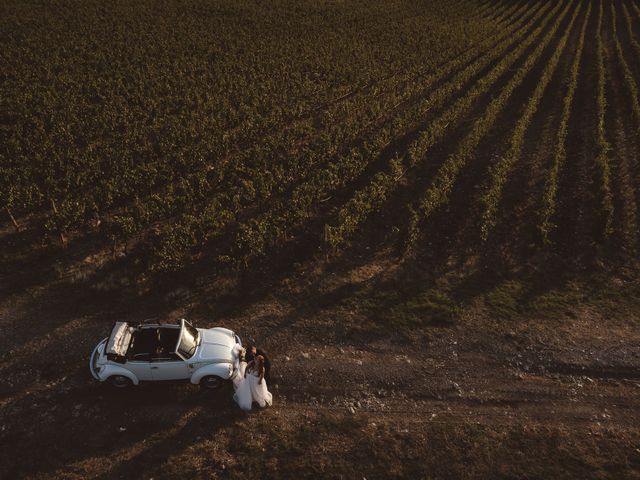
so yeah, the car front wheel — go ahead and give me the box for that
[200,375,224,390]
[109,375,132,388]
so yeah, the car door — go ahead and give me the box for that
[150,355,190,380]
[125,354,154,381]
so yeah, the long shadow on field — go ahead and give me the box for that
[0,223,118,297]
[0,269,158,362]
[0,375,240,479]
[95,398,242,480]
[172,2,570,327]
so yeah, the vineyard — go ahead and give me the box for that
[2,0,640,478]
[3,0,640,277]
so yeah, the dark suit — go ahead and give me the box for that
[246,348,271,384]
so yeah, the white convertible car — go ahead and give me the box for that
[90,319,241,389]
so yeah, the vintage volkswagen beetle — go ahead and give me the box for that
[89,319,241,389]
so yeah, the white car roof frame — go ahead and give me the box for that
[174,318,199,361]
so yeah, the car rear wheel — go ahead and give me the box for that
[109,375,132,388]
[200,375,224,390]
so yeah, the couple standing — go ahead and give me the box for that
[231,344,273,411]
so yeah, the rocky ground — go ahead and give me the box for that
[1,222,640,479]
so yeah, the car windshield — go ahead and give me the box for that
[177,321,199,359]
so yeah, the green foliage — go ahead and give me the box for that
[480,1,583,241]
[325,156,403,250]
[539,4,591,244]
[4,0,504,269]
[409,0,571,250]
[373,287,461,328]
[3,0,631,273]
[485,280,526,320]
[613,4,640,129]
[149,215,199,272]
[320,0,552,253]
[595,0,614,239]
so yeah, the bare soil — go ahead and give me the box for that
[1,220,640,479]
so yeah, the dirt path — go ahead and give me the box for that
[1,254,640,480]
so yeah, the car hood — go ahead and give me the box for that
[195,328,235,363]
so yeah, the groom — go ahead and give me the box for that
[245,344,271,384]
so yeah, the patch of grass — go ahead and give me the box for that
[369,287,461,329]
[526,282,584,317]
[485,280,526,320]
[482,273,640,324]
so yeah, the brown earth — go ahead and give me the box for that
[1,219,640,479]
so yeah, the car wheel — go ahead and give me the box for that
[200,375,223,390]
[109,375,132,388]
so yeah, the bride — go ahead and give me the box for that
[233,353,273,411]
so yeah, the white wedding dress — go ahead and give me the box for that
[233,366,273,411]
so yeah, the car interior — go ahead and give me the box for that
[128,326,181,362]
